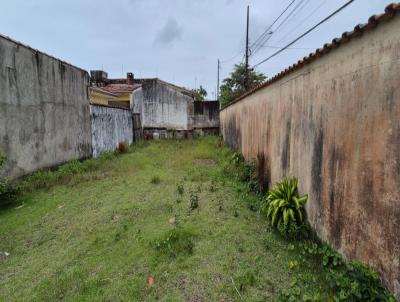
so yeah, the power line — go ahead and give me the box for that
[272,0,311,35]
[249,0,296,50]
[220,47,245,64]
[259,44,318,50]
[251,0,308,56]
[253,0,356,68]
[275,0,329,45]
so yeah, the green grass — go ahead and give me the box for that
[0,137,331,301]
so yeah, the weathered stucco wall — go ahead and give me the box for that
[133,79,193,130]
[90,105,133,157]
[0,35,92,177]
[220,15,400,297]
[192,101,220,129]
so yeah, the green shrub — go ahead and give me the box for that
[279,241,396,301]
[326,261,395,301]
[154,228,194,258]
[264,176,308,234]
[299,241,343,268]
[239,161,255,182]
[238,156,267,195]
[231,152,243,165]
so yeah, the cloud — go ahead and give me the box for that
[155,17,183,45]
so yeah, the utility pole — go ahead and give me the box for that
[245,5,250,91]
[217,59,220,103]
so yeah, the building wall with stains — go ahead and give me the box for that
[0,35,92,177]
[220,15,400,298]
[90,105,133,157]
[192,101,220,129]
[133,79,193,130]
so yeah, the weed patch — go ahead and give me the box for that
[153,228,195,258]
[177,183,184,195]
[189,192,199,211]
[150,176,161,184]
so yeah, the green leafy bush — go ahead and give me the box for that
[237,154,268,195]
[239,161,259,192]
[279,241,395,301]
[299,241,343,268]
[326,261,395,302]
[230,152,243,165]
[264,176,308,234]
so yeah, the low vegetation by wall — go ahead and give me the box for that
[0,34,92,177]
[220,8,400,298]
[90,105,133,157]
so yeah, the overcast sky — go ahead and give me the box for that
[0,0,394,98]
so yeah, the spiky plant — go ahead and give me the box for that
[265,176,308,233]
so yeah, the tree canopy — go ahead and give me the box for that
[191,85,208,102]
[219,63,266,108]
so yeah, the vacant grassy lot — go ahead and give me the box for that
[0,137,331,301]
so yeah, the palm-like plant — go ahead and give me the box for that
[265,176,308,232]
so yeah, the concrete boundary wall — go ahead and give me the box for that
[90,105,133,157]
[0,34,92,177]
[220,9,400,298]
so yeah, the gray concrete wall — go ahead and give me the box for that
[0,35,92,177]
[133,79,193,130]
[90,105,133,157]
[220,15,400,298]
[192,101,220,129]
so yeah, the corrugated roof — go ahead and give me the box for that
[222,3,400,110]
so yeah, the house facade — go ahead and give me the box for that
[89,70,220,139]
[132,78,220,138]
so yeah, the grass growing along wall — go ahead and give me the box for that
[0,137,395,301]
[234,150,395,301]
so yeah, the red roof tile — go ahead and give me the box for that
[101,84,142,93]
